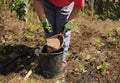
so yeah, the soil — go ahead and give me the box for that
[46,34,64,52]
[0,10,120,83]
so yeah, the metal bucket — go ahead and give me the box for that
[35,45,64,78]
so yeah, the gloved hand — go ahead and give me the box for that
[42,19,52,33]
[63,21,73,33]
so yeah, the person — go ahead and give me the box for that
[33,0,85,67]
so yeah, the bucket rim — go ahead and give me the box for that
[39,46,64,56]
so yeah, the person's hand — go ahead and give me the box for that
[42,19,52,33]
[63,21,73,33]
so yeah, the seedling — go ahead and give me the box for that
[75,62,87,73]
[24,33,35,40]
[108,51,117,56]
[73,62,84,74]
[96,62,109,74]
[95,38,102,43]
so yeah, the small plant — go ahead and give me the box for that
[107,29,119,45]
[95,37,105,50]
[9,0,30,20]
[95,38,102,43]
[108,51,117,56]
[24,33,35,40]
[96,62,109,74]
[74,62,87,73]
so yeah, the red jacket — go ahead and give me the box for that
[49,0,85,8]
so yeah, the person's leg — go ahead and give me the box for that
[42,0,57,38]
[56,2,74,64]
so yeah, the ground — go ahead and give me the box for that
[0,10,120,83]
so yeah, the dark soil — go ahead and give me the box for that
[0,10,120,83]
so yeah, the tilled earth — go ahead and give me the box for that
[0,11,120,83]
